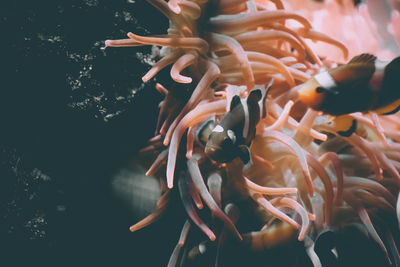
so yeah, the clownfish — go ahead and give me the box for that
[204,80,272,164]
[298,53,400,136]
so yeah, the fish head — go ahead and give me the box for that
[298,73,340,111]
[205,125,237,163]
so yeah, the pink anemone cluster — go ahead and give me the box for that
[106,0,400,266]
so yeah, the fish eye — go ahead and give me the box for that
[316,87,325,93]
[227,130,236,144]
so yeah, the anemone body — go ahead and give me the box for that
[106,0,400,266]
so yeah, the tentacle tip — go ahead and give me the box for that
[297,235,305,242]
[237,234,243,241]
[168,3,181,14]
[142,76,150,82]
[104,40,111,47]
[377,170,384,181]
[181,78,192,83]
[129,226,137,232]
[209,233,216,241]
[163,139,170,146]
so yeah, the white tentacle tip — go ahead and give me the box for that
[105,40,111,46]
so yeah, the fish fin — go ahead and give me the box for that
[374,98,400,115]
[348,53,377,66]
[230,95,241,111]
[245,88,263,142]
[247,88,262,105]
[238,145,251,167]
[346,53,377,79]
[330,54,376,85]
[334,115,357,137]
[382,105,400,115]
[314,227,338,266]
[315,227,336,250]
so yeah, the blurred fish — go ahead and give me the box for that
[298,53,400,135]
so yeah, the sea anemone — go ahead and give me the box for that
[105,0,400,266]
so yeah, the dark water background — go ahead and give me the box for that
[0,0,178,266]
[0,0,393,266]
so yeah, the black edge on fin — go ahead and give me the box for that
[337,119,357,137]
[230,95,241,111]
[382,104,400,115]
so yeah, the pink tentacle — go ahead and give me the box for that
[166,100,226,188]
[245,51,296,87]
[129,191,168,232]
[344,177,396,206]
[211,32,254,90]
[358,208,391,265]
[207,173,223,208]
[178,220,191,247]
[186,126,196,159]
[171,53,197,83]
[319,152,344,205]
[346,135,383,180]
[297,28,349,61]
[105,38,143,48]
[178,174,216,241]
[187,156,242,241]
[155,83,168,95]
[209,10,312,35]
[270,197,311,241]
[243,176,297,195]
[142,50,182,82]
[164,60,221,146]
[251,153,275,170]
[262,130,314,197]
[128,32,209,54]
[146,149,168,177]
[251,192,300,230]
[188,178,204,210]
[306,153,333,226]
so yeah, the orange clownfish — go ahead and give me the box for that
[298,53,400,116]
[298,53,400,136]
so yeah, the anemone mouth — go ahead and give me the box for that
[106,0,400,266]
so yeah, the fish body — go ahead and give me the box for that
[204,81,272,164]
[298,54,400,116]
